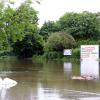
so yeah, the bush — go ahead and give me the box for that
[58,12,100,40]
[12,34,44,58]
[44,32,76,52]
[0,50,14,57]
[76,39,100,47]
[72,48,80,58]
[43,51,63,59]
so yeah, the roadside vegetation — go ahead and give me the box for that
[0,0,100,60]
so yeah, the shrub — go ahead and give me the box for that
[76,39,100,47]
[44,32,76,52]
[43,51,63,59]
[12,34,44,58]
[72,48,80,58]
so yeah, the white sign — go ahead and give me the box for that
[64,49,72,55]
[81,45,99,60]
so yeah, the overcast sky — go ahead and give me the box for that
[34,0,100,26]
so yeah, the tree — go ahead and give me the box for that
[58,12,100,40]
[10,1,44,58]
[1,0,40,45]
[0,0,43,56]
[44,32,75,52]
[0,1,15,50]
[39,21,60,40]
[7,1,38,43]
[12,33,44,58]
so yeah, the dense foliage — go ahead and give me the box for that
[58,12,100,40]
[0,0,43,58]
[12,33,44,58]
[44,32,75,52]
[39,21,60,40]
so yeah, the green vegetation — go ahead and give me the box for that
[0,0,43,58]
[0,0,100,60]
[44,32,75,52]
[39,21,60,40]
[58,12,100,40]
[12,33,44,58]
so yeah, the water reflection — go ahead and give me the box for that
[64,62,72,74]
[81,60,99,80]
[0,88,7,100]
[37,84,65,100]
[63,62,72,79]
[0,78,17,100]
[79,97,100,100]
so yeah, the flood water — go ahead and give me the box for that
[0,58,100,100]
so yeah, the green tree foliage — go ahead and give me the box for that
[11,1,44,58]
[0,3,5,50]
[0,1,14,50]
[0,0,44,58]
[3,7,15,48]
[44,32,75,52]
[39,21,60,40]
[12,33,44,58]
[58,12,100,40]
[6,1,38,43]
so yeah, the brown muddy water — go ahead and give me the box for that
[0,58,100,100]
